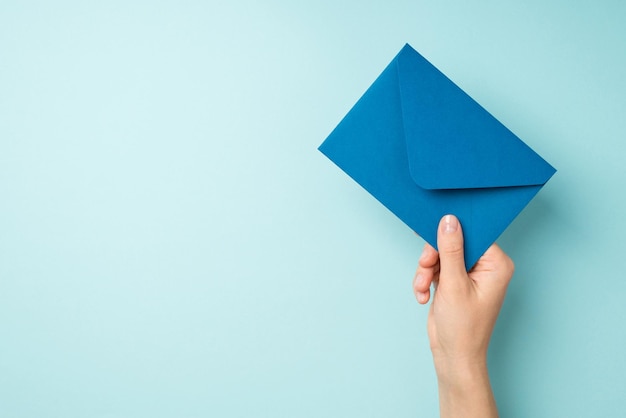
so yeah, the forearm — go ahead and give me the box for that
[434,357,498,418]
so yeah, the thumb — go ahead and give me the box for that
[437,215,469,282]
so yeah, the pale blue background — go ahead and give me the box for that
[1,1,625,417]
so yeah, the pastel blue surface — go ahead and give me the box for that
[319,44,555,269]
[1,1,626,417]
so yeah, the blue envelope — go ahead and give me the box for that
[319,44,556,269]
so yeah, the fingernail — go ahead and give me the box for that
[419,249,428,262]
[418,292,428,304]
[416,273,425,287]
[442,215,458,234]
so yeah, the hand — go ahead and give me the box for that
[412,214,514,418]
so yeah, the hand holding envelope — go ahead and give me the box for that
[414,214,514,416]
[319,44,556,270]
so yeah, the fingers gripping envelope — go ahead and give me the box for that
[319,44,556,270]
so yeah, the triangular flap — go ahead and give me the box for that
[396,44,556,190]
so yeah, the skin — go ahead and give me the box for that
[413,214,515,418]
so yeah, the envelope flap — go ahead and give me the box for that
[396,44,556,190]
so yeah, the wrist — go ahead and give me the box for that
[432,352,489,389]
[433,354,498,418]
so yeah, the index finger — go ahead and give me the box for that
[419,243,439,268]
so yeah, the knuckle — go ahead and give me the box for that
[440,240,464,258]
[503,254,515,280]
